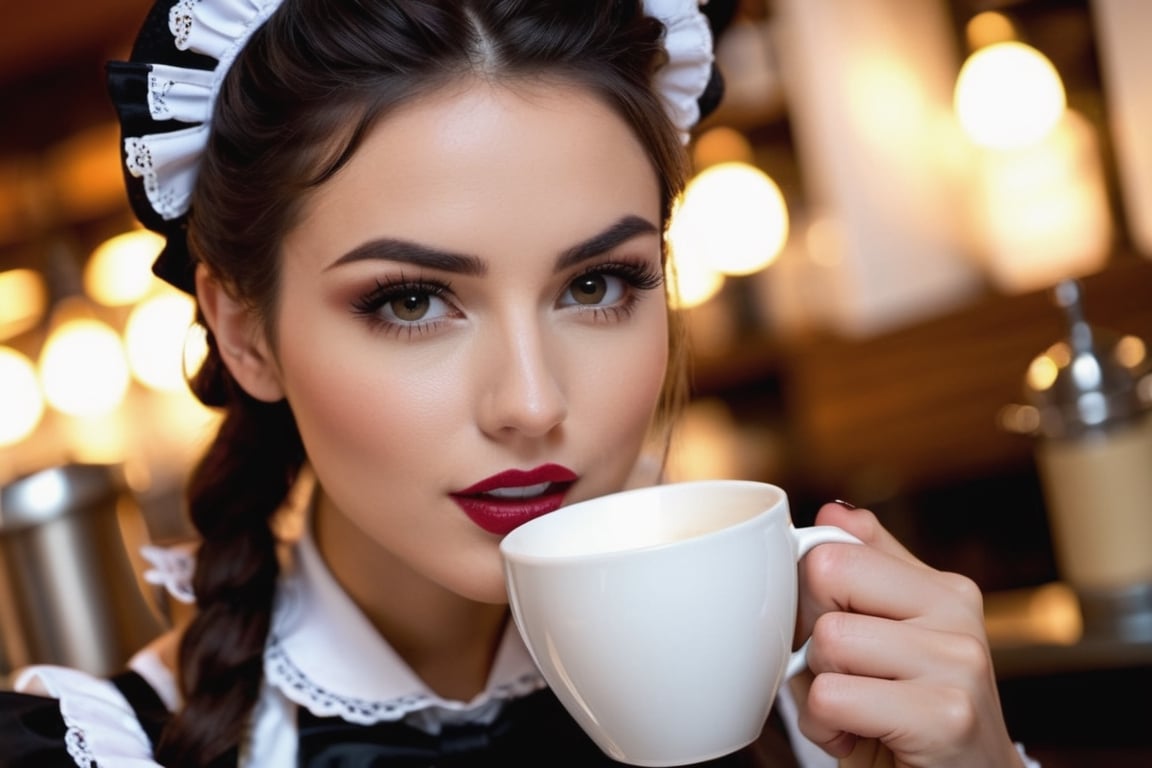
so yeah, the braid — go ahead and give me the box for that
[155,333,304,766]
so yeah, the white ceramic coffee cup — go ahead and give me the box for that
[500,479,860,766]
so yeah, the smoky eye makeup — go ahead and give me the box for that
[349,274,459,336]
[344,244,664,336]
[558,258,665,319]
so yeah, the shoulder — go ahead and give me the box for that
[0,686,77,768]
[3,636,180,768]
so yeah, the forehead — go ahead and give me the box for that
[287,78,662,258]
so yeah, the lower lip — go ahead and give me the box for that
[451,488,571,536]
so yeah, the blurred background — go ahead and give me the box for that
[1,0,1151,764]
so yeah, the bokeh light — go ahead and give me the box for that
[965,11,1018,51]
[39,317,130,416]
[692,126,755,171]
[666,196,724,310]
[182,320,210,382]
[665,245,725,310]
[0,268,49,341]
[972,110,1112,293]
[1027,352,1060,392]
[85,229,165,307]
[669,162,789,278]
[1115,335,1147,370]
[125,290,196,391]
[955,41,1066,149]
[0,346,45,446]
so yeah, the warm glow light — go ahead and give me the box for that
[85,230,165,306]
[0,346,45,446]
[669,162,788,278]
[665,196,725,310]
[62,411,127,466]
[846,57,931,150]
[997,403,1041,436]
[0,268,49,341]
[984,582,1082,646]
[665,249,725,310]
[1048,342,1072,369]
[663,398,741,482]
[1115,335,1147,370]
[1029,582,1083,644]
[183,320,210,381]
[1027,353,1060,392]
[125,291,196,391]
[972,110,1112,293]
[955,41,1066,149]
[965,12,1018,51]
[39,318,130,416]
[692,126,754,171]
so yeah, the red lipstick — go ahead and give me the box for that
[452,464,578,535]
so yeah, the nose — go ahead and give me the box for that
[475,319,568,440]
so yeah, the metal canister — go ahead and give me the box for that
[0,463,162,678]
[1021,280,1152,638]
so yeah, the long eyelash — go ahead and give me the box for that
[570,259,664,320]
[351,276,453,314]
[350,276,452,334]
[575,260,664,292]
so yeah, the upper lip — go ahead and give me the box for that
[453,464,578,495]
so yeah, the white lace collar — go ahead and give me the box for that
[263,510,546,727]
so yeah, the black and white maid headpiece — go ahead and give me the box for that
[107,0,726,293]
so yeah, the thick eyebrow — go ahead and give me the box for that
[324,214,659,275]
[555,215,660,271]
[325,240,486,275]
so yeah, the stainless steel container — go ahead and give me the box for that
[0,463,163,678]
[1020,280,1152,639]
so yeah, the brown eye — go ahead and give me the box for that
[352,280,455,333]
[390,293,431,321]
[569,274,609,305]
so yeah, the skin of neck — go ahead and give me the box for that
[312,488,511,701]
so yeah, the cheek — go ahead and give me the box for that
[629,306,670,403]
[275,325,458,476]
[578,310,669,450]
[618,335,668,420]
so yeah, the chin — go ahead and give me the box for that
[454,578,510,606]
[441,554,511,605]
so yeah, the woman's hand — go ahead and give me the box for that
[791,502,1026,768]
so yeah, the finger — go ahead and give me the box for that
[799,673,981,763]
[786,671,859,760]
[797,539,986,639]
[813,503,924,568]
[806,611,995,687]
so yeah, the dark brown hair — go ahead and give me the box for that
[160,1,689,763]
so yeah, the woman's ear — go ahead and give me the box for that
[195,264,285,402]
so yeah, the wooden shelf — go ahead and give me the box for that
[690,255,1152,500]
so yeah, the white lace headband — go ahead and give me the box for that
[108,0,721,291]
[123,0,284,222]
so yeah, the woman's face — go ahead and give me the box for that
[271,79,669,603]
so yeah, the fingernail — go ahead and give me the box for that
[831,499,857,510]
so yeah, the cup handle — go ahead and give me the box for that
[785,525,863,678]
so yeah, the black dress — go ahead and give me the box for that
[0,670,800,768]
